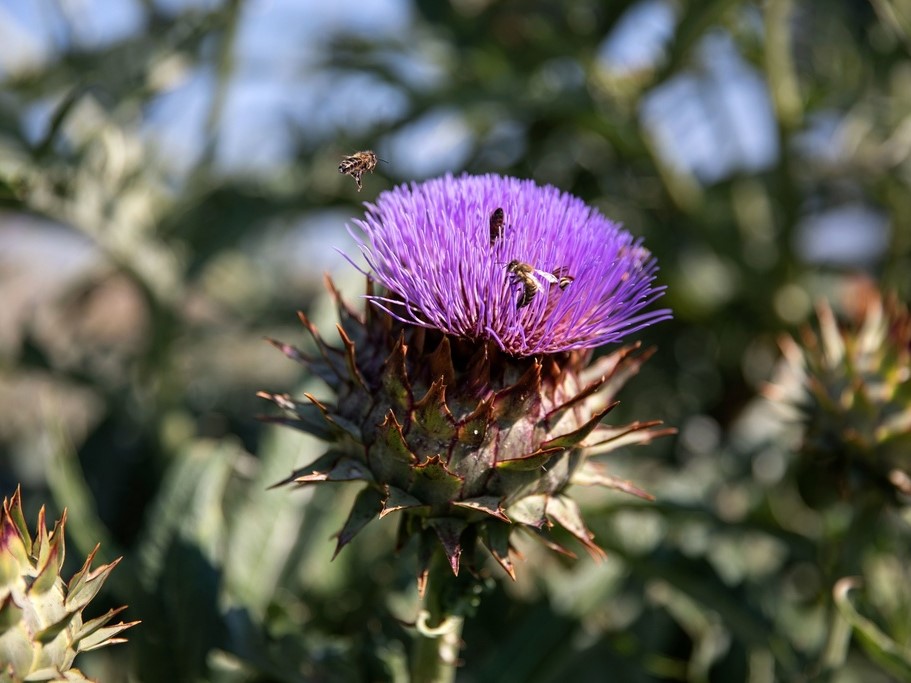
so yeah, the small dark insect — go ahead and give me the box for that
[506,260,574,309]
[338,150,380,191]
[551,266,575,290]
[489,207,505,244]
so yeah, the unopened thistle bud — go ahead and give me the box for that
[0,487,137,682]
[765,291,911,505]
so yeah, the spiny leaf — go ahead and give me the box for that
[333,487,384,558]
[427,336,456,387]
[522,526,577,558]
[381,487,426,517]
[35,611,78,645]
[430,518,467,575]
[578,342,642,386]
[301,393,362,441]
[264,335,341,385]
[0,514,30,575]
[463,341,491,397]
[297,310,348,380]
[4,487,31,556]
[550,344,652,417]
[541,402,618,450]
[570,461,654,500]
[31,532,63,596]
[410,455,464,505]
[506,494,549,528]
[35,507,50,568]
[0,594,24,634]
[495,447,563,472]
[66,544,100,601]
[336,324,369,390]
[288,457,372,485]
[256,391,340,441]
[453,496,509,522]
[455,397,493,448]
[412,379,457,441]
[479,522,516,579]
[66,558,122,612]
[380,333,412,412]
[324,273,364,333]
[372,411,418,489]
[580,421,675,456]
[269,450,343,488]
[75,607,139,651]
[546,495,606,561]
[492,360,541,421]
[78,621,139,652]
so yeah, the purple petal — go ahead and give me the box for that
[348,173,671,356]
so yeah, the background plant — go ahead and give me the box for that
[1,0,910,680]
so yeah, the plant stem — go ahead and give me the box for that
[410,560,465,683]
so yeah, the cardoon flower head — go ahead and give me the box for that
[262,173,671,585]
[354,173,669,357]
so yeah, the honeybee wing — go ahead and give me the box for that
[536,266,574,289]
[537,271,559,285]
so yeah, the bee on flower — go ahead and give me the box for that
[505,259,574,309]
[489,207,505,244]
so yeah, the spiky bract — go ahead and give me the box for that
[262,279,672,586]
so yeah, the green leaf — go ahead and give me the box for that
[540,403,618,450]
[381,486,426,517]
[495,447,563,472]
[429,518,467,575]
[333,486,384,557]
[833,577,911,680]
[409,455,464,505]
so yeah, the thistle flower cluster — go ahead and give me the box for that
[263,173,671,583]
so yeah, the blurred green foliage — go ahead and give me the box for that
[1,0,910,680]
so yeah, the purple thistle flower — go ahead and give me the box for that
[349,173,671,356]
[267,171,676,592]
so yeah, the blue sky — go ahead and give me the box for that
[0,0,888,273]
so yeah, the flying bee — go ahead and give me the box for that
[489,207,505,245]
[505,260,574,309]
[338,150,383,191]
